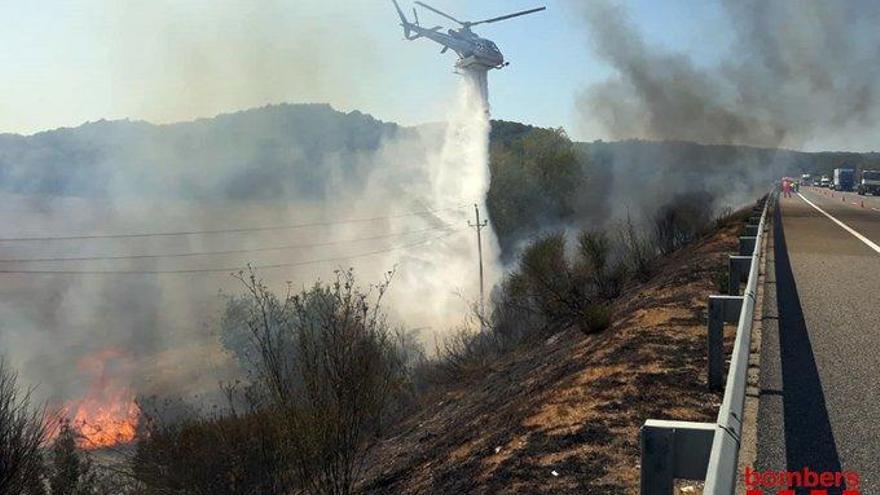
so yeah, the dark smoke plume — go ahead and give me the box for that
[575,0,880,151]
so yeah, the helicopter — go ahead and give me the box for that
[391,1,546,70]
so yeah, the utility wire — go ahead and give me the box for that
[0,205,467,243]
[0,225,454,263]
[0,229,467,275]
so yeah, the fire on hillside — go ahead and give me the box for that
[58,348,141,450]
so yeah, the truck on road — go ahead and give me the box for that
[833,168,855,191]
[857,169,880,196]
[801,173,812,185]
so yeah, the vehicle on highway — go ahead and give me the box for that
[833,167,855,191]
[857,169,880,196]
[820,176,832,188]
[811,177,821,186]
[801,173,812,185]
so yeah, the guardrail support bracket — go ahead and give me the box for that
[640,420,716,495]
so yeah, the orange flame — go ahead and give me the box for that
[61,348,141,449]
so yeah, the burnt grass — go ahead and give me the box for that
[359,224,740,495]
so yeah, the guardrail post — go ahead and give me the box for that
[708,295,744,390]
[640,423,675,494]
[738,236,757,256]
[728,256,752,296]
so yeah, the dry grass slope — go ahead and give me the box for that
[360,223,741,494]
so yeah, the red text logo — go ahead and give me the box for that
[744,466,860,495]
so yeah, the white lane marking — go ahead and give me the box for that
[797,192,880,255]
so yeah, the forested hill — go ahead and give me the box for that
[2,107,877,258]
[0,104,400,199]
[486,121,880,257]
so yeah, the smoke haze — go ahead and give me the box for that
[0,85,497,409]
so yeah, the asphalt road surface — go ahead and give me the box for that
[755,187,880,494]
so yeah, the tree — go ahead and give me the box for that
[47,422,97,495]
[238,269,409,495]
[487,122,587,259]
[0,358,49,495]
[134,269,412,495]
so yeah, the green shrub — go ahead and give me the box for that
[486,124,587,258]
[577,230,628,301]
[579,304,613,335]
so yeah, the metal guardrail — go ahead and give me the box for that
[640,193,773,495]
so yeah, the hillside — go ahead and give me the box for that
[359,219,744,494]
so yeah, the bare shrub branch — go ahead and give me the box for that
[0,358,50,495]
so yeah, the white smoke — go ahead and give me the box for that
[0,81,500,408]
[357,79,501,334]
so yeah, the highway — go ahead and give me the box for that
[755,187,880,494]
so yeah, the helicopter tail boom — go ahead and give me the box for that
[392,0,417,39]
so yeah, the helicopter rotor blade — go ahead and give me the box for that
[414,1,465,26]
[469,6,546,26]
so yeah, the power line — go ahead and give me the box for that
[0,226,454,263]
[0,206,467,243]
[0,229,467,275]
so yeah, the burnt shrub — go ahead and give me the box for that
[653,192,715,254]
[617,215,657,283]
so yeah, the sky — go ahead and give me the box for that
[0,0,735,142]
